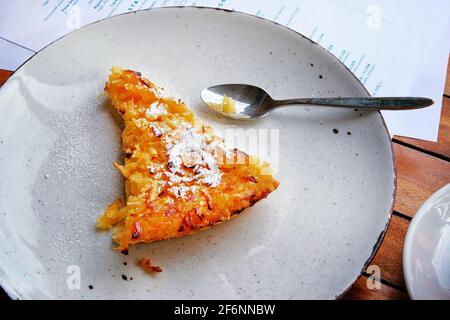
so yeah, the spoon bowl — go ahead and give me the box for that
[201,84,274,119]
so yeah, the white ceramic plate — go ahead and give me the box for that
[0,7,395,299]
[403,184,450,300]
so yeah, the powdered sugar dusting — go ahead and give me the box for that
[163,127,223,188]
[145,101,168,120]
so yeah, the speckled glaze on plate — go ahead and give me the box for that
[0,7,395,299]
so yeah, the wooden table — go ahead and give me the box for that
[0,57,449,299]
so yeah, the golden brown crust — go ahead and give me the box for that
[97,67,279,250]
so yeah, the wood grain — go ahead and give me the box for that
[365,214,409,289]
[393,143,450,217]
[341,275,408,300]
[0,70,13,87]
[395,97,450,159]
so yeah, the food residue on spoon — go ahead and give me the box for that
[211,95,236,114]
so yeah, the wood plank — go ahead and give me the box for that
[393,142,450,217]
[365,214,409,289]
[341,275,408,300]
[395,97,450,159]
[445,55,450,96]
[0,70,13,87]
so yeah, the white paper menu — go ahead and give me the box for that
[0,0,449,141]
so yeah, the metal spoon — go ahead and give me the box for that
[201,84,434,120]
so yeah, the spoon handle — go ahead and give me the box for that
[274,97,434,110]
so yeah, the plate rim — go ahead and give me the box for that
[0,6,396,300]
[403,183,450,300]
